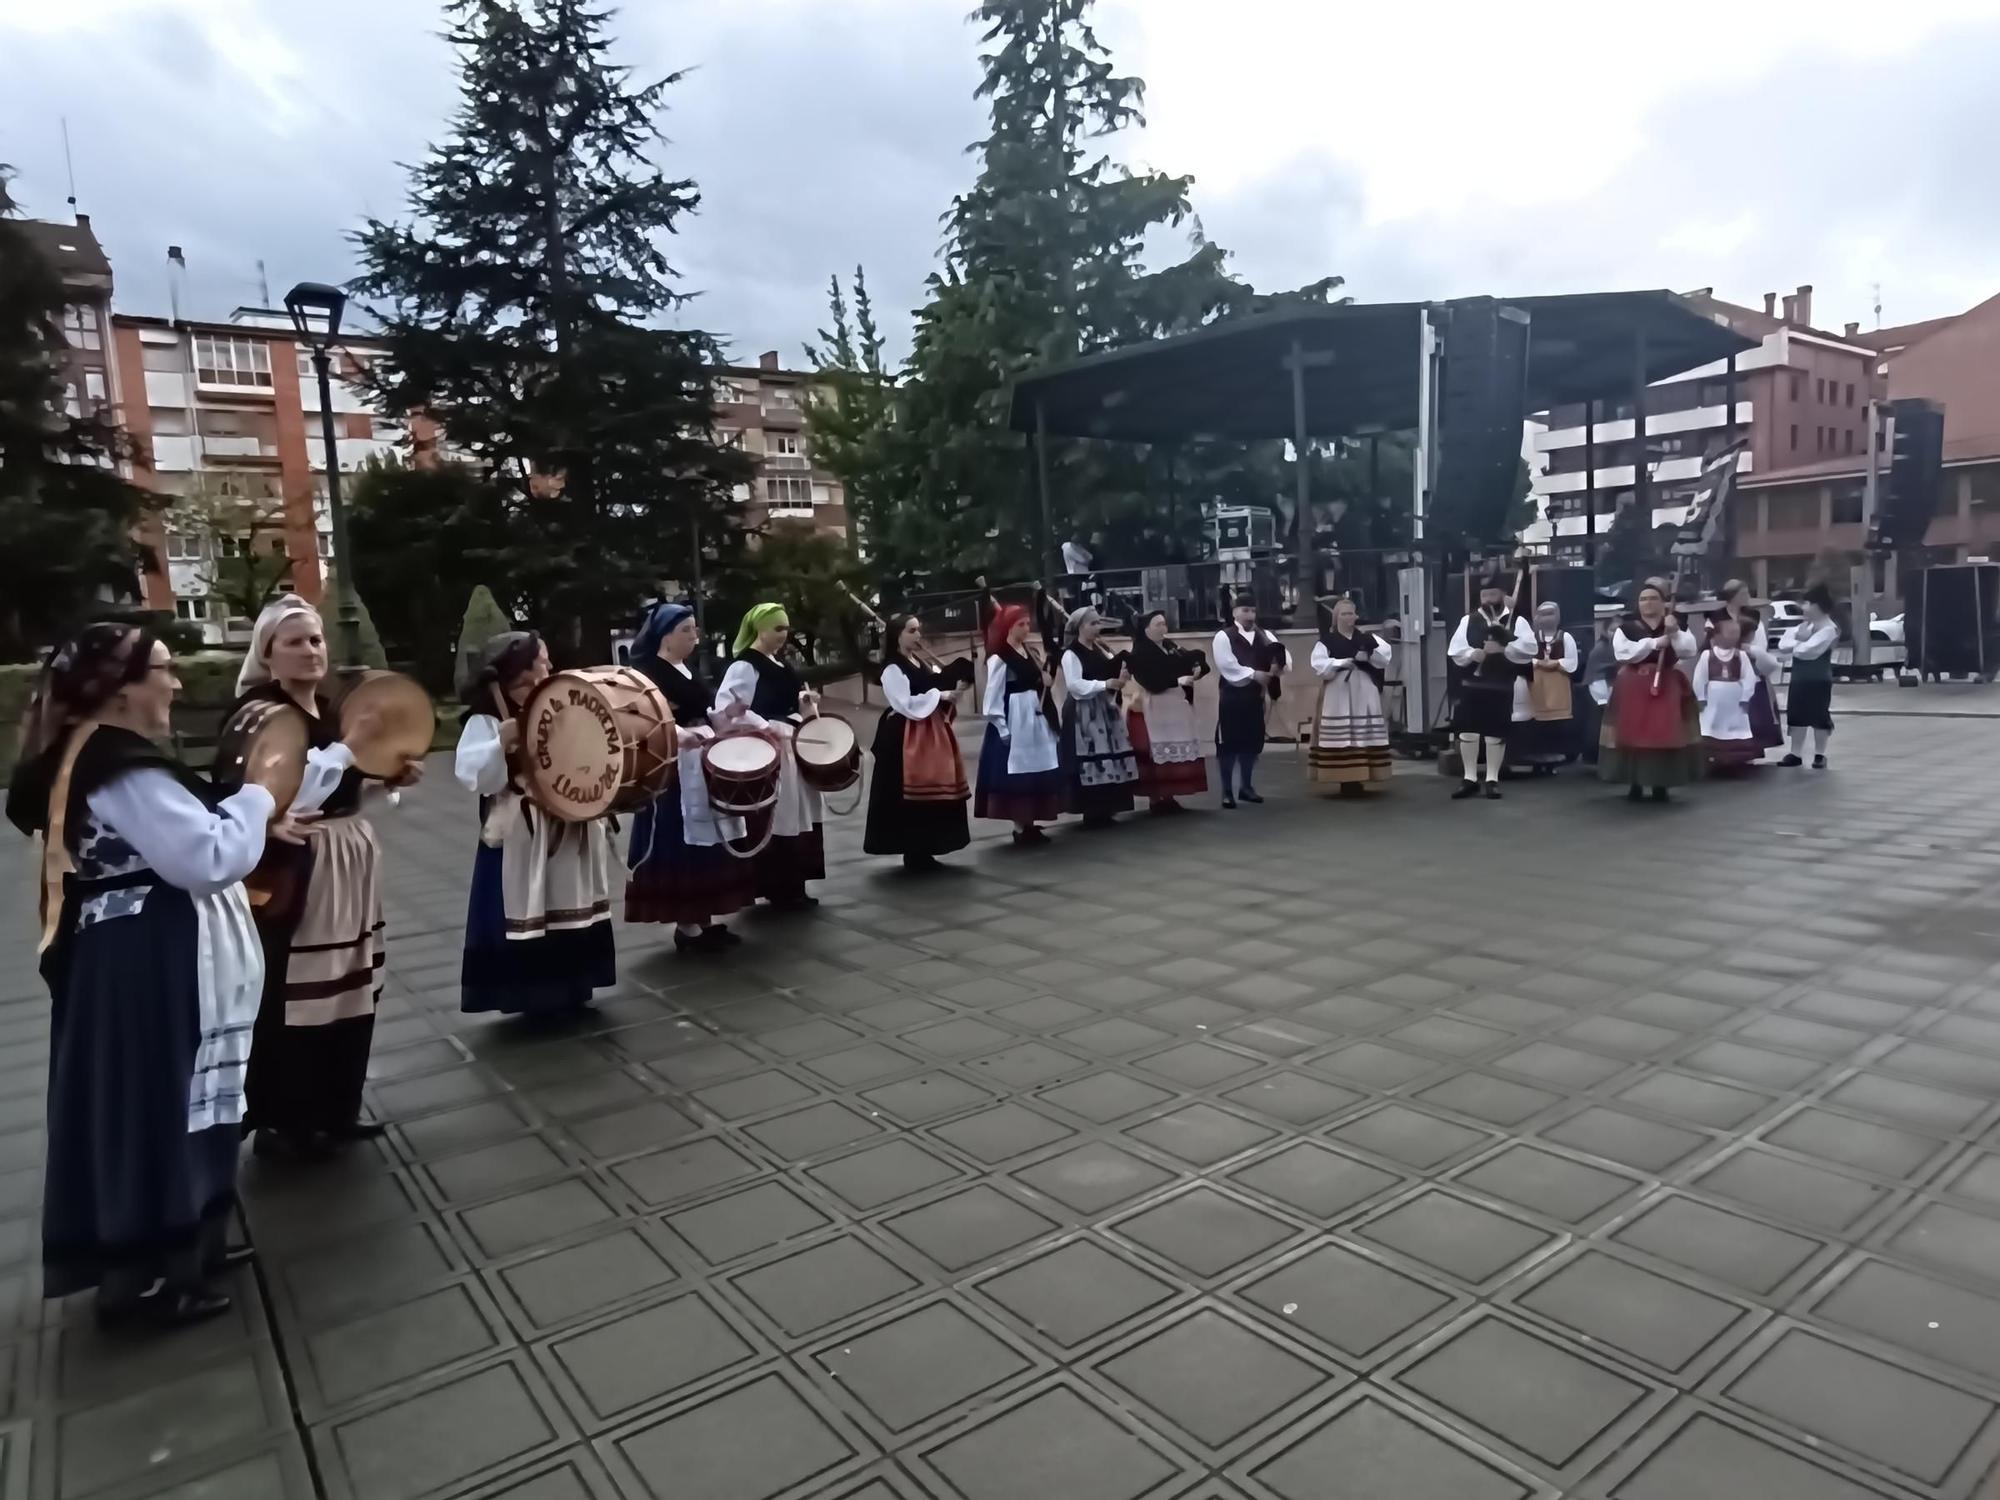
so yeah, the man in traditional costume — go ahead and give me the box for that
[1447,575,1533,799]
[1212,600,1288,808]
[1778,583,1840,768]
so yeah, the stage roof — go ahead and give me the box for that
[1005,291,1756,444]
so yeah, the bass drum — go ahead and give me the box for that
[520,666,677,822]
[212,697,310,813]
[793,713,861,793]
[701,731,781,817]
[327,669,436,779]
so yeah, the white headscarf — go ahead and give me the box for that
[235,594,323,695]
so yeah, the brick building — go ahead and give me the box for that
[714,352,851,541]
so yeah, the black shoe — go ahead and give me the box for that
[1778,753,1804,767]
[1012,826,1050,845]
[903,853,940,870]
[1239,789,1263,804]
[767,893,819,910]
[1651,786,1670,803]
[709,924,743,947]
[1628,785,1645,802]
[1812,755,1828,769]
[252,1129,334,1162]
[1452,783,1481,800]
[209,1244,257,1273]
[99,1284,233,1332]
[1338,783,1366,798]
[334,1121,387,1142]
[1220,795,1236,809]
[1482,783,1502,800]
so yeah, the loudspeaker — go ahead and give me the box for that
[1874,398,1945,550]
[1907,564,1999,678]
[1530,566,1598,635]
[1431,298,1531,544]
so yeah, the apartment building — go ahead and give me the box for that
[1523,285,1878,564]
[714,352,851,541]
[18,215,118,429]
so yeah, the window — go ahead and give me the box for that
[83,369,106,404]
[61,305,102,351]
[770,433,804,458]
[174,597,206,623]
[165,531,204,561]
[1846,383,1855,408]
[1845,429,1855,454]
[765,475,812,505]
[1769,493,1820,530]
[1789,424,1798,451]
[765,387,798,410]
[316,532,333,559]
[1789,372,1802,401]
[192,334,272,389]
[718,428,745,449]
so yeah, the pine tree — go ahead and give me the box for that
[350,0,752,663]
[0,170,163,660]
[456,583,515,695]
[805,267,896,563]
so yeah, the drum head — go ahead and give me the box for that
[334,670,436,778]
[217,700,309,814]
[794,715,857,763]
[521,673,625,821]
[705,733,780,776]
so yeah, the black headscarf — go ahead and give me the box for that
[459,630,544,720]
[1127,611,1207,700]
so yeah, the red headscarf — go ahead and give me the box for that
[985,603,1028,658]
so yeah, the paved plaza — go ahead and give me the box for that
[6,716,2000,1499]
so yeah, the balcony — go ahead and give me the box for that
[1534,449,1752,496]
[201,435,281,463]
[762,453,810,471]
[1537,402,1754,452]
[306,436,398,472]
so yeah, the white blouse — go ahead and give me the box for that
[86,771,273,896]
[1613,627,1697,663]
[454,713,510,796]
[882,663,943,721]
[1311,636,1393,676]
[1062,647,1114,699]
[1781,619,1840,660]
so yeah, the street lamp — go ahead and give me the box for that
[284,280,361,667]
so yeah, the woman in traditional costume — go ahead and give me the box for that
[1123,611,1209,813]
[1599,578,1702,802]
[1212,600,1288,807]
[1505,600,1582,775]
[1779,583,1840,768]
[1059,606,1139,827]
[456,631,618,1013]
[1712,580,1784,760]
[1308,597,1394,796]
[232,596,414,1157]
[1693,612,1764,771]
[7,625,292,1326]
[624,602,756,952]
[974,604,1065,846]
[1578,620,1617,766]
[715,603,825,908]
[864,613,974,868]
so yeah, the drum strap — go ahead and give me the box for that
[37,724,98,955]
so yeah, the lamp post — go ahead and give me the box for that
[284,281,361,667]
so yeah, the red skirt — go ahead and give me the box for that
[1612,663,1695,749]
[1127,710,1209,800]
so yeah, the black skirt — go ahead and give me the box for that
[1451,682,1514,738]
[1216,686,1269,752]
[43,887,240,1297]
[1787,677,1834,731]
[864,713,970,857]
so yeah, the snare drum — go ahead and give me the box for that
[520,667,677,822]
[793,713,861,793]
[328,669,436,779]
[213,698,310,813]
[701,732,781,817]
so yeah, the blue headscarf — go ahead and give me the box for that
[632,601,694,664]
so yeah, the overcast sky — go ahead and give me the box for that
[4,0,1998,366]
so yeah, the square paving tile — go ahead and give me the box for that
[548,1290,758,1423]
[1691,1149,1889,1232]
[963,1042,1089,1089]
[1610,1196,1823,1296]
[1219,1018,1334,1059]
[802,1043,924,1089]
[664,1180,833,1265]
[1249,1394,1532,1500]
[1113,1186,1300,1279]
[1412,1073,1560,1128]
[1220,1071,1363,1127]
[882,1185,1059,1273]
[1603,1411,1898,1500]
[1614,1072,1772,1131]
[1012,1142,1175,1216]
[807,1139,964,1213]
[902,1018,1013,1058]
[991,994,1095,1030]
[422,1135,570,1205]
[321,1358,566,1500]
[918,1384,1181,1500]
[459,1179,618,1259]
[567,1101,701,1162]
[281,1220,462,1325]
[1312,1042,1442,1090]
[1355,1191,1556,1286]
[1133,1042,1262,1088]
[1680,1041,1824,1091]
[744,1100,885,1162]
[692,1069,818,1121]
[1123,1102,1275,1168]
[814,1300,1033,1433]
[931,1102,1076,1165]
[1760,1107,1946,1179]
[56,1355,280,1498]
[1722,1327,1993,1487]
[1386,1016,1510,1059]
[728,1237,921,1339]
[977,1239,1180,1349]
[1814,1258,2000,1384]
[1226,1142,1401,1221]
[1035,1072,1176,1125]
[1295,994,1404,1032]
[1453,1144,1642,1225]
[612,1371,860,1500]
[1541,1106,1709,1174]
[860,1074,994,1126]
[1822,1073,1989,1134]
[1143,994,1247,1031]
[1238,1244,1454,1360]
[1491,1042,1628,1089]
[496,1226,679,1331]
[1096,1307,1330,1451]
[1060,1018,1176,1057]
[305,1281,504,1412]
[1397,1315,1648,1468]
[1516,1250,1749,1374]
[1329,1105,1490,1173]
[1557,1015,1682,1058]
[611,1138,760,1208]
[1883,1201,2000,1288]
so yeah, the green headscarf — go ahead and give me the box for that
[733,603,789,655]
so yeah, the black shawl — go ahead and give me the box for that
[1320,628,1385,689]
[633,654,714,729]
[7,725,214,853]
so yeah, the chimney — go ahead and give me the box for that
[1763,292,1777,317]
[1781,294,1797,324]
[758,350,779,371]
[75,212,91,233]
[167,245,187,324]
[1844,321,1860,339]
[1794,284,1813,327]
